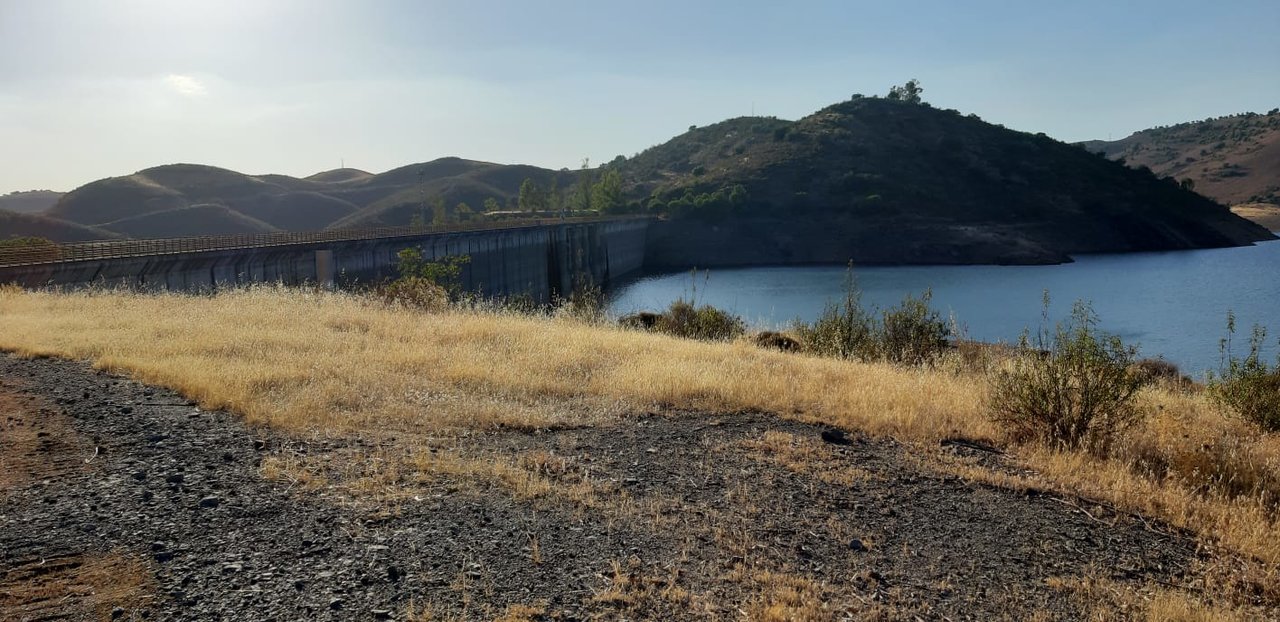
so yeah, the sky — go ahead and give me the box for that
[2,0,1278,193]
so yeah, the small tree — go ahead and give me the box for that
[886,79,924,104]
[547,177,562,213]
[429,196,448,225]
[591,169,625,214]
[483,197,501,213]
[518,178,545,213]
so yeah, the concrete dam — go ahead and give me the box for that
[0,217,650,301]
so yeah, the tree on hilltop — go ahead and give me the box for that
[887,79,924,104]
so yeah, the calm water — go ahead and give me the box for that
[609,237,1280,376]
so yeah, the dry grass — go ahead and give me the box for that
[1044,572,1255,621]
[1,286,1279,590]
[1231,202,1280,232]
[741,570,831,622]
[592,557,697,613]
[737,430,874,486]
[0,286,990,442]
[0,551,154,620]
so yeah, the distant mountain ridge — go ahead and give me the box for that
[37,159,565,239]
[6,96,1274,266]
[1079,109,1280,207]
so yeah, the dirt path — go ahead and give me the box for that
[0,354,1207,620]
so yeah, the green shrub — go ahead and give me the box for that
[1208,315,1280,431]
[654,299,745,341]
[793,268,949,366]
[988,300,1147,453]
[396,248,470,297]
[879,290,950,366]
[793,270,876,360]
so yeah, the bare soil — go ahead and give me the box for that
[0,354,1212,620]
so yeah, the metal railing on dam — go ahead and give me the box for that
[0,215,652,300]
[0,215,650,267]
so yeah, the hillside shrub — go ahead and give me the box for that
[794,271,876,361]
[377,248,473,311]
[988,300,1147,453]
[378,276,449,312]
[793,268,950,366]
[880,290,950,366]
[1208,316,1280,431]
[654,299,745,341]
[396,248,470,297]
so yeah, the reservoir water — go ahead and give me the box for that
[609,237,1280,376]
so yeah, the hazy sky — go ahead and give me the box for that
[2,0,1278,193]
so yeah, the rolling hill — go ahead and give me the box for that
[305,168,374,184]
[627,97,1273,267]
[98,204,281,238]
[1079,110,1280,207]
[0,209,121,243]
[19,97,1274,265]
[0,190,64,214]
[43,159,556,239]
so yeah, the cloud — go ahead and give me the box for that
[164,74,207,97]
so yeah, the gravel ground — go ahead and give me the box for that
[1,354,1209,620]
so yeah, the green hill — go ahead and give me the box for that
[628,97,1273,267]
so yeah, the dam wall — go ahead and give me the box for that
[0,218,649,301]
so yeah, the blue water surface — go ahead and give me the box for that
[608,238,1280,376]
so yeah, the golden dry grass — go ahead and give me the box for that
[1231,202,1280,232]
[0,286,991,442]
[1,286,1278,587]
